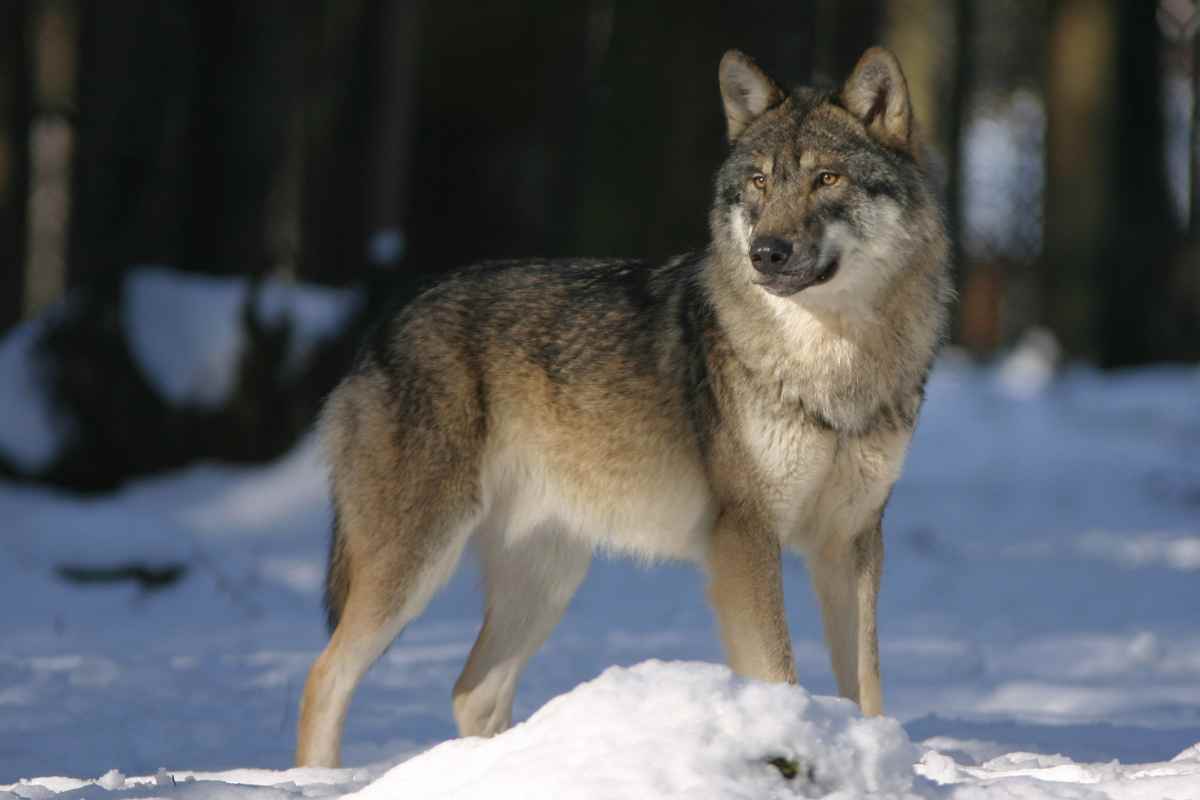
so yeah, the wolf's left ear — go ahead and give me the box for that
[842,47,912,151]
[719,50,785,142]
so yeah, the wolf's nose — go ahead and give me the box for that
[749,237,793,271]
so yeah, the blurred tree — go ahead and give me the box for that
[944,0,973,347]
[1192,32,1199,241]
[25,0,75,315]
[572,0,727,259]
[263,12,307,280]
[366,0,422,272]
[71,1,300,282]
[1042,0,1110,359]
[70,0,192,283]
[402,0,591,267]
[882,0,967,340]
[296,0,374,284]
[1043,0,1164,365]
[0,0,32,331]
[1093,2,1182,366]
[184,0,299,275]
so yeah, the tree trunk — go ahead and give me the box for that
[25,0,76,312]
[70,0,193,285]
[183,0,300,276]
[295,0,373,285]
[365,0,422,272]
[945,0,973,346]
[1192,32,1199,241]
[71,2,303,281]
[1093,2,1177,366]
[1040,0,1115,360]
[1043,0,1180,365]
[0,0,32,331]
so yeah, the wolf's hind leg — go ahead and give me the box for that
[297,362,486,766]
[296,578,408,768]
[296,514,474,767]
[296,459,479,767]
[452,528,591,737]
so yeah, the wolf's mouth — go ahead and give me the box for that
[752,255,840,296]
[810,256,840,285]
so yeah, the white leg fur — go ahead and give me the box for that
[809,549,860,704]
[452,528,591,737]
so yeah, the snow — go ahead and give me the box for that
[0,314,69,472]
[918,747,1200,798]
[963,89,1046,262]
[350,661,923,800]
[122,267,361,409]
[2,283,1200,796]
[995,328,1060,400]
[122,268,250,408]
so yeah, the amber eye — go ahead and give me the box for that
[751,174,767,190]
[817,171,840,188]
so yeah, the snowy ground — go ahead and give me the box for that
[1,277,1199,796]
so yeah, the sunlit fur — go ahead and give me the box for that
[295,46,952,768]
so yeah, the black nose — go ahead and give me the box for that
[749,236,793,271]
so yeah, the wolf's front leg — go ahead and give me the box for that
[809,522,884,716]
[706,510,796,683]
[853,523,884,715]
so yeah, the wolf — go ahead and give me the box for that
[295,46,951,767]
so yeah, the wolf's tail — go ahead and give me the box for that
[323,505,351,634]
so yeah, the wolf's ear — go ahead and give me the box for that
[842,47,912,150]
[719,50,785,142]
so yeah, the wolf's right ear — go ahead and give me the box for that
[719,50,785,142]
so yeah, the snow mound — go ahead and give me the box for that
[349,660,926,800]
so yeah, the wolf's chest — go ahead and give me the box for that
[741,411,911,552]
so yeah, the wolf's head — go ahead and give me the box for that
[710,48,945,314]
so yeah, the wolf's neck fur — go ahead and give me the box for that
[702,237,948,435]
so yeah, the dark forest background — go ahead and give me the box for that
[0,0,1198,490]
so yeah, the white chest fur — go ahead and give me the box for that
[741,402,911,555]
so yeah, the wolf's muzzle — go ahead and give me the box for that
[750,235,839,296]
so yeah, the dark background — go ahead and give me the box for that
[0,0,1197,488]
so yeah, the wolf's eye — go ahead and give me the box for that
[751,174,767,190]
[816,171,840,188]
